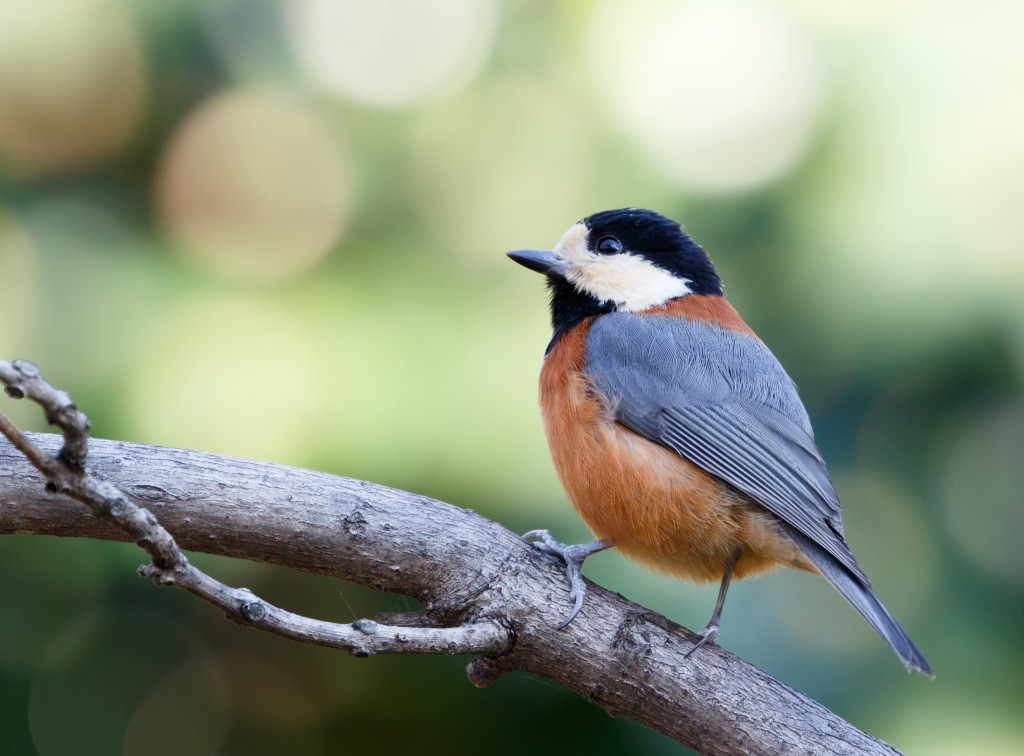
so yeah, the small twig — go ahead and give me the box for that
[0,359,510,658]
[139,561,508,655]
[0,359,90,468]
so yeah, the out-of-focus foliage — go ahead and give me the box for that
[1,1,1022,754]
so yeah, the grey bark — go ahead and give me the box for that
[0,434,900,755]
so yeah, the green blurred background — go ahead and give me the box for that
[1,1,1022,753]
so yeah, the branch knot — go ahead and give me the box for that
[241,600,268,622]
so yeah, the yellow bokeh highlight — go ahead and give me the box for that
[949,99,1024,282]
[410,77,595,263]
[156,89,352,282]
[0,0,147,177]
[291,261,559,513]
[126,295,322,464]
[886,693,1024,756]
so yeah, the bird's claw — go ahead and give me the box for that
[522,530,610,628]
[560,564,587,629]
[522,529,561,555]
[684,621,721,659]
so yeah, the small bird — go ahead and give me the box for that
[508,208,932,676]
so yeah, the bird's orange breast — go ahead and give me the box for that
[539,297,810,582]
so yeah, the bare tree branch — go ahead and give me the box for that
[0,359,903,755]
[0,358,508,657]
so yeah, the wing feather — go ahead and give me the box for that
[586,312,867,585]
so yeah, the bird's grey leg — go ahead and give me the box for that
[685,550,740,658]
[523,530,612,628]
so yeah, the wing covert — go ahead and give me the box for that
[585,312,867,585]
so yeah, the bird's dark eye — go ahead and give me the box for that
[596,236,623,255]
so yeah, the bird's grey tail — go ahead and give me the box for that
[785,528,934,678]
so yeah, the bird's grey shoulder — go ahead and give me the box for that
[585,311,813,434]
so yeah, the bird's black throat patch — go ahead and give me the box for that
[545,276,612,354]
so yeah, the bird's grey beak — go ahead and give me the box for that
[507,249,568,277]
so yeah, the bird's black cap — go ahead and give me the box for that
[582,209,722,296]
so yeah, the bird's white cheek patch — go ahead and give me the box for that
[554,223,591,265]
[568,253,691,311]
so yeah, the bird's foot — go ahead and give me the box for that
[684,621,721,658]
[523,530,610,629]
[684,551,736,659]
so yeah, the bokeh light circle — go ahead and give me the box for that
[126,295,321,463]
[155,89,352,282]
[789,0,1024,344]
[0,0,147,178]
[949,99,1024,283]
[410,77,594,262]
[939,402,1024,588]
[768,471,936,658]
[286,0,498,109]
[587,0,827,193]
[123,656,229,756]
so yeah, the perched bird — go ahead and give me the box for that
[508,208,932,676]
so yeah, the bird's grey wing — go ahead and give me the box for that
[586,312,868,585]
